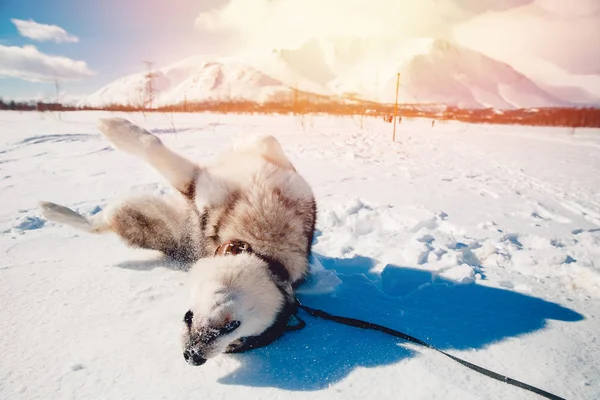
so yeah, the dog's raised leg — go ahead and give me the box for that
[104,195,201,262]
[40,195,202,263]
[98,118,200,198]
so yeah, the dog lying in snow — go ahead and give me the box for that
[40,118,317,366]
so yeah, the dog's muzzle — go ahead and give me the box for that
[182,319,241,366]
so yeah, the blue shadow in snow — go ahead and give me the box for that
[218,254,584,391]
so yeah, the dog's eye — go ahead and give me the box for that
[184,310,193,326]
[219,320,241,335]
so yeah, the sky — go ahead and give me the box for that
[1,0,599,103]
[0,0,232,101]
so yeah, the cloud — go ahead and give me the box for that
[195,0,472,51]
[196,1,598,71]
[0,45,94,82]
[197,0,600,96]
[11,19,79,43]
[454,0,600,76]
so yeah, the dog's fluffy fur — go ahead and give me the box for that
[41,118,317,363]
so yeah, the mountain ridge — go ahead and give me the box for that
[79,38,579,109]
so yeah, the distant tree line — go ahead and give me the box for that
[0,99,78,112]
[436,106,600,128]
[1,97,599,128]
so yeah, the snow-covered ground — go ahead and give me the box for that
[1,111,599,400]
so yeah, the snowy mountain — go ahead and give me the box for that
[80,57,304,108]
[79,38,568,109]
[364,39,566,109]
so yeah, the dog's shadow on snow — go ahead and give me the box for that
[218,254,583,391]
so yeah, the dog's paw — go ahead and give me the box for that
[224,338,246,354]
[98,118,161,156]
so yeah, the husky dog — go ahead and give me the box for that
[41,118,317,366]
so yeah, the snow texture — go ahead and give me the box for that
[1,111,599,400]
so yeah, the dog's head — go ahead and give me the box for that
[180,251,298,365]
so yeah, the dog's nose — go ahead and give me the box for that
[183,350,207,366]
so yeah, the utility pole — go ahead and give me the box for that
[392,73,400,142]
[54,79,60,104]
[54,78,62,119]
[293,81,299,115]
[144,61,154,110]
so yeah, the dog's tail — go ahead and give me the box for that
[40,201,111,234]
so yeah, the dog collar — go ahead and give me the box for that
[214,240,252,256]
[214,240,290,282]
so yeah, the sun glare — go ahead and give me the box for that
[196,0,465,53]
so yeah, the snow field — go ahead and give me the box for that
[1,111,599,399]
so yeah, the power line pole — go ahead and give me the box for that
[54,78,62,119]
[143,61,154,110]
[392,73,400,142]
[293,80,299,115]
[54,79,60,104]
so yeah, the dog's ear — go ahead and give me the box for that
[285,313,305,331]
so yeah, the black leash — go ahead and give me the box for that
[296,301,566,400]
[216,240,565,398]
